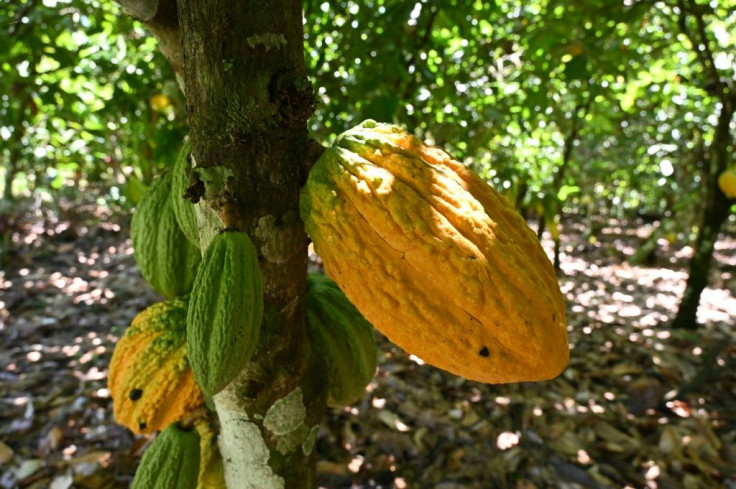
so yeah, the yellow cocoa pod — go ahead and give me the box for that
[718,169,736,198]
[300,120,569,383]
[108,298,204,433]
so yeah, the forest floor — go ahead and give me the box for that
[0,200,735,489]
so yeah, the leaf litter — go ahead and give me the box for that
[0,203,734,489]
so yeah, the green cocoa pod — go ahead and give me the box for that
[187,231,263,396]
[131,171,201,298]
[307,273,377,407]
[132,423,200,489]
[172,140,200,247]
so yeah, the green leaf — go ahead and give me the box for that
[361,93,400,123]
[557,185,580,202]
[563,55,589,80]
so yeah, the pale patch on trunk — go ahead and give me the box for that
[245,33,287,52]
[195,202,222,250]
[262,388,316,456]
[263,388,306,434]
[215,389,285,489]
[254,213,305,264]
[302,425,320,456]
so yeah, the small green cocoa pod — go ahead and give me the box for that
[131,171,201,298]
[187,231,263,396]
[131,423,200,489]
[172,140,200,247]
[307,273,377,407]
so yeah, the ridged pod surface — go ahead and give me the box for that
[300,120,569,383]
[172,140,201,246]
[108,298,205,433]
[131,170,201,297]
[195,419,226,489]
[718,169,736,198]
[187,231,263,397]
[306,273,377,406]
[131,423,200,489]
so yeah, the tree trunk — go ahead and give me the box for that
[177,1,325,487]
[3,158,17,202]
[550,97,589,271]
[4,84,34,202]
[671,0,736,329]
[671,100,734,329]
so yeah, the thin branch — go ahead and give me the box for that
[676,0,726,101]
[556,93,592,189]
[404,6,439,73]
[115,0,159,21]
[8,0,38,37]
[401,6,440,102]
[115,0,183,87]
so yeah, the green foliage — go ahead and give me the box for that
[304,0,735,224]
[0,0,188,204]
[4,0,734,226]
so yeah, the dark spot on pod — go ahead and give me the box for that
[129,388,143,401]
[138,421,147,431]
[479,346,490,357]
[174,422,196,432]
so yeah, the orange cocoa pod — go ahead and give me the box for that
[300,120,569,383]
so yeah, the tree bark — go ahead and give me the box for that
[116,0,183,86]
[177,1,324,487]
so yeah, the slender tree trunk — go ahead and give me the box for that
[178,1,325,487]
[4,84,34,202]
[671,101,734,329]
[536,216,546,239]
[550,97,590,271]
[670,0,736,329]
[3,159,17,202]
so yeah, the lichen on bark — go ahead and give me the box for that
[215,389,285,489]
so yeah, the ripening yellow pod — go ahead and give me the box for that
[718,169,736,198]
[150,93,171,111]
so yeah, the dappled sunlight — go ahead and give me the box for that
[0,213,156,485]
[2,211,734,487]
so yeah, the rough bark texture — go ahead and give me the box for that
[177,1,324,487]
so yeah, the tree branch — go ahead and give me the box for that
[115,0,159,21]
[115,0,184,89]
[8,0,38,37]
[676,0,727,101]
[404,6,439,74]
[401,6,440,102]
